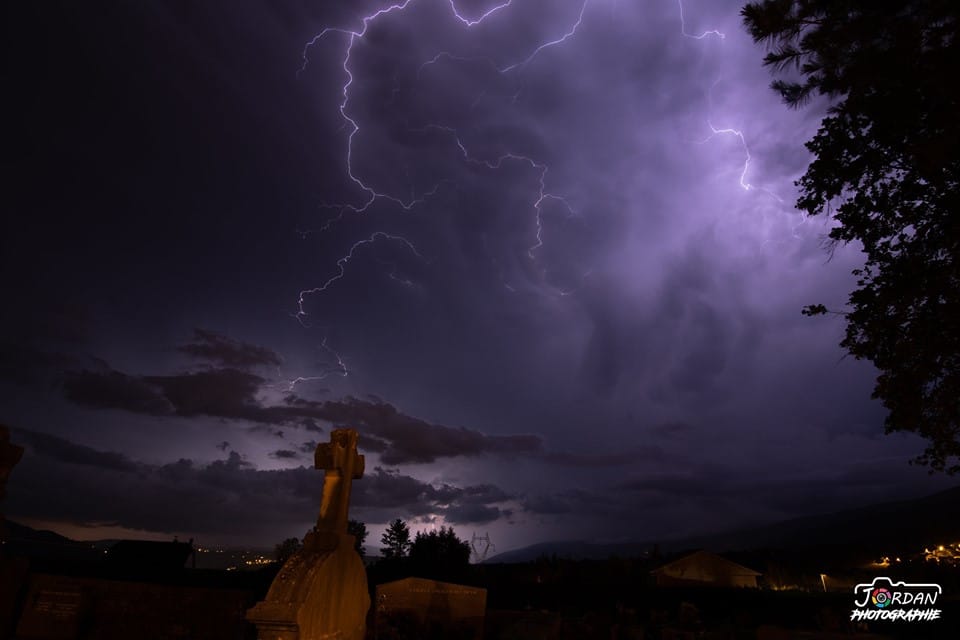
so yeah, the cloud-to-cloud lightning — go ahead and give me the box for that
[676,0,725,40]
[411,123,576,259]
[295,231,425,325]
[294,0,594,346]
[295,0,788,372]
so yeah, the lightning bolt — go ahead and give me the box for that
[676,0,725,40]
[447,0,514,27]
[695,79,783,203]
[298,0,445,233]
[410,124,576,259]
[701,122,755,192]
[295,231,426,326]
[301,0,587,234]
[418,0,588,75]
[500,0,588,72]
[284,335,350,391]
[297,0,590,306]
[673,3,809,245]
[292,0,798,382]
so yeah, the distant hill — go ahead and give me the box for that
[487,485,960,563]
[5,519,77,545]
[3,519,104,568]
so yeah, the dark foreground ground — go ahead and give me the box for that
[4,541,960,639]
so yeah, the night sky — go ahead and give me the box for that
[4,0,954,552]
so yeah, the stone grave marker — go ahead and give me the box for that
[15,572,256,640]
[375,577,486,640]
[246,428,370,640]
[14,577,89,639]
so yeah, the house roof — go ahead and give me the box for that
[650,549,761,576]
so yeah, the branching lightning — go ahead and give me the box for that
[447,0,513,27]
[295,231,425,326]
[296,0,591,314]
[676,0,725,40]
[695,79,784,203]
[284,335,350,391]
[410,123,576,259]
[418,0,588,75]
[292,0,796,382]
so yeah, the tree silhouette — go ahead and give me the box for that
[409,526,471,579]
[274,537,301,564]
[742,0,960,472]
[347,519,368,556]
[380,518,411,559]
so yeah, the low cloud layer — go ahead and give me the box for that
[8,428,516,541]
[61,364,542,465]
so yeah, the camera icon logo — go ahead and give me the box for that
[871,587,891,608]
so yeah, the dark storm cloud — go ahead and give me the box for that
[270,449,300,460]
[178,328,283,369]
[0,303,101,387]
[541,445,666,468]
[13,428,138,473]
[650,421,697,439]
[312,397,543,464]
[7,0,956,554]
[444,503,503,525]
[62,369,174,415]
[59,362,543,464]
[351,467,516,523]
[300,419,324,433]
[0,344,74,387]
[62,367,278,422]
[5,432,516,535]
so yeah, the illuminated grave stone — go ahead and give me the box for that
[14,578,89,640]
[246,429,370,640]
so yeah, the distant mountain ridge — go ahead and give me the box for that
[5,520,76,545]
[488,484,960,563]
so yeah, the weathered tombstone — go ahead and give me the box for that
[16,572,256,640]
[246,429,370,640]
[375,577,486,640]
[14,577,90,640]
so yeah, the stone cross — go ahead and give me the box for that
[314,428,364,535]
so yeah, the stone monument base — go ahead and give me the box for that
[246,532,369,640]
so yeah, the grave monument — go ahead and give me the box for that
[246,428,370,640]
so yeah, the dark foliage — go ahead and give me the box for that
[742,0,960,472]
[274,536,301,564]
[380,518,412,559]
[409,526,471,580]
[348,519,368,557]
